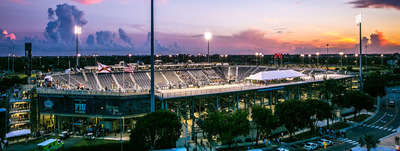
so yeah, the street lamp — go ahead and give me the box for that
[339,52,344,70]
[261,54,264,65]
[204,32,212,63]
[345,55,348,68]
[308,54,311,65]
[93,54,98,65]
[12,54,15,72]
[8,53,10,71]
[74,26,82,67]
[355,54,358,67]
[255,53,259,66]
[57,56,60,66]
[300,54,305,65]
[381,54,384,66]
[365,45,368,70]
[316,52,320,66]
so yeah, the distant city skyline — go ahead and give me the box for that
[1,0,400,56]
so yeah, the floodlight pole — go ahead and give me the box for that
[359,20,363,91]
[150,0,155,112]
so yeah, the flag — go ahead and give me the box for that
[98,62,112,73]
[356,13,362,25]
[124,63,134,73]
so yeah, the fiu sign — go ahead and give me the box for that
[74,99,87,114]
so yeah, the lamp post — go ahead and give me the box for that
[300,54,305,65]
[261,54,264,65]
[316,52,319,66]
[255,53,259,66]
[308,54,311,65]
[345,55,348,68]
[339,52,344,70]
[8,53,10,71]
[355,54,358,67]
[93,54,98,66]
[128,53,132,63]
[381,54,384,66]
[205,32,212,63]
[12,54,15,72]
[57,56,60,66]
[326,44,329,71]
[74,26,82,67]
[365,45,368,70]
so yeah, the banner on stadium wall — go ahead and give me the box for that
[74,99,87,114]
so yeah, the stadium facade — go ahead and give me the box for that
[6,62,356,141]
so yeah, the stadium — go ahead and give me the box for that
[26,61,355,142]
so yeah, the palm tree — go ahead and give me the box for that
[331,83,349,122]
[358,134,380,151]
[318,77,338,126]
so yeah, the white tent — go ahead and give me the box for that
[44,75,53,81]
[6,129,31,138]
[245,69,305,81]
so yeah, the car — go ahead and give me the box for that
[274,147,290,151]
[60,131,69,139]
[304,142,319,150]
[319,139,333,146]
[389,99,395,107]
[315,140,324,147]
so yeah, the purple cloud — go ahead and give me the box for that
[348,0,400,10]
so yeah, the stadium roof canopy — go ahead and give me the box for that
[245,69,305,81]
[6,129,31,138]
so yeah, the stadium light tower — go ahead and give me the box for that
[356,13,363,91]
[316,52,319,66]
[339,52,344,70]
[75,26,82,67]
[8,53,10,71]
[381,54,384,66]
[326,44,329,71]
[150,0,155,113]
[205,32,212,63]
[308,54,311,65]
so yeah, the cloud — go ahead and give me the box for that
[347,0,400,10]
[86,34,95,45]
[1,29,16,41]
[369,30,387,47]
[71,0,104,5]
[44,3,88,43]
[95,30,116,46]
[118,28,133,45]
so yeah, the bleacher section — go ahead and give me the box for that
[97,73,117,90]
[114,72,136,91]
[132,72,151,90]
[48,66,305,92]
[163,71,185,89]
[154,72,169,90]
[189,70,210,86]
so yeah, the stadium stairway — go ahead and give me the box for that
[111,74,122,90]
[93,73,103,90]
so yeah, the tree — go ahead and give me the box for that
[318,78,337,101]
[305,99,333,130]
[129,110,182,150]
[331,83,350,122]
[203,109,250,149]
[275,100,312,138]
[364,73,388,97]
[358,134,380,151]
[251,106,278,146]
[345,91,374,120]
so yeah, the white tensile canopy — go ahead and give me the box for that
[44,75,53,81]
[245,69,305,81]
[6,129,31,138]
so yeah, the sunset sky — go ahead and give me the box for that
[1,0,400,56]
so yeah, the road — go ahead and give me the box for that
[275,86,400,151]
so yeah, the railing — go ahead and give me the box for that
[9,119,30,125]
[9,98,30,103]
[9,109,30,114]
[36,88,150,96]
[158,74,353,99]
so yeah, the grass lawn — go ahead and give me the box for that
[61,139,133,151]
[282,131,320,143]
[347,114,370,123]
